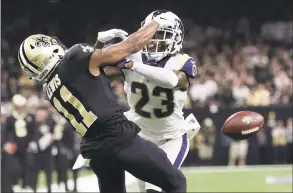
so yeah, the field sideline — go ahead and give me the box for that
[16,165,292,192]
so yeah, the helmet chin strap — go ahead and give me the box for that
[149,54,165,61]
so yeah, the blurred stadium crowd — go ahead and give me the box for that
[2,14,292,109]
[1,0,292,192]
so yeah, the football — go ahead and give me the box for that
[222,111,264,140]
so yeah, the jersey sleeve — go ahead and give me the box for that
[119,52,143,80]
[67,44,95,63]
[63,44,95,76]
[179,55,197,79]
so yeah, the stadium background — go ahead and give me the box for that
[1,0,292,192]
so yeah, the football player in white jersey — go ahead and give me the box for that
[98,10,201,192]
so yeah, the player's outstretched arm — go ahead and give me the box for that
[89,21,159,68]
[124,56,197,90]
[89,12,175,68]
[124,61,179,88]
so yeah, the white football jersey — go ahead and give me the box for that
[123,52,197,140]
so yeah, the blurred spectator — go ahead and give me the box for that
[271,120,287,164]
[285,118,293,163]
[256,129,268,165]
[267,111,277,129]
[216,82,235,107]
[228,140,248,166]
[1,106,15,193]
[30,106,55,193]
[232,79,250,107]
[71,132,82,192]
[252,56,271,83]
[189,76,218,105]
[197,118,216,165]
[246,84,270,106]
[4,94,37,191]
[52,113,73,192]
[261,21,293,44]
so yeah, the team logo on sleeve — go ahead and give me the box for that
[191,59,197,77]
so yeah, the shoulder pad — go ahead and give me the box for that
[65,44,94,61]
[73,44,94,53]
[178,54,197,78]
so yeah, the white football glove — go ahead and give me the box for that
[97,29,128,43]
[152,12,176,29]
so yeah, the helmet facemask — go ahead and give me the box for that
[142,11,184,62]
[143,30,174,61]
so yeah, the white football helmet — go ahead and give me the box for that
[18,34,66,81]
[141,10,184,61]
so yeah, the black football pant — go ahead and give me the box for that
[90,135,186,193]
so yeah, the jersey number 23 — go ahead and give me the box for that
[131,82,174,119]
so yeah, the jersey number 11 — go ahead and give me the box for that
[53,86,97,136]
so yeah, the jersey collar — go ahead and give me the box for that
[141,53,171,68]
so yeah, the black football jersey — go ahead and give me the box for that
[44,44,123,137]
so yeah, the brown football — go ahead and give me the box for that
[222,111,264,140]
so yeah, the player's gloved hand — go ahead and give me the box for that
[152,12,176,28]
[97,29,128,43]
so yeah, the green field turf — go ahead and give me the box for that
[127,165,292,192]
[182,165,292,192]
[25,165,293,192]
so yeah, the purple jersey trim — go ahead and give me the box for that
[180,57,197,78]
[141,53,170,68]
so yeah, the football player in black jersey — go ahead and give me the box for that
[18,12,186,193]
